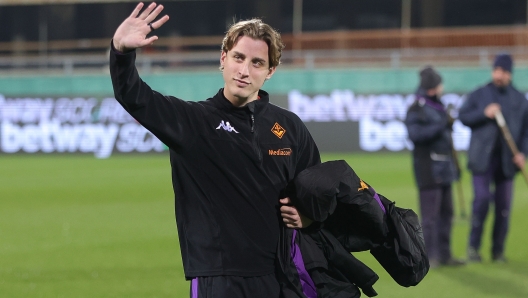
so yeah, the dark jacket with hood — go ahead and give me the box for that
[459,82,528,178]
[405,93,457,189]
[278,160,428,297]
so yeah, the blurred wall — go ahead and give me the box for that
[3,66,528,97]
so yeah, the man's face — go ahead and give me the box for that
[426,84,443,97]
[221,36,276,106]
[492,67,512,87]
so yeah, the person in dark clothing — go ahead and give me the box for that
[404,66,466,268]
[110,3,320,297]
[459,53,528,263]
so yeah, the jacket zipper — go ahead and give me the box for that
[249,111,262,161]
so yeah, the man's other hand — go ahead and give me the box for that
[279,197,313,229]
[113,2,170,52]
[513,152,526,170]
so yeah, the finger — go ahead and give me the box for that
[129,2,145,18]
[139,2,157,20]
[281,210,300,219]
[283,219,295,226]
[280,205,294,212]
[149,15,169,31]
[280,206,297,215]
[280,213,295,220]
[284,216,302,225]
[281,214,297,222]
[141,36,159,47]
[286,224,299,229]
[280,197,292,204]
[283,219,299,228]
[145,5,165,25]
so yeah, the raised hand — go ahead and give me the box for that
[112,2,170,52]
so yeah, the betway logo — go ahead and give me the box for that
[288,90,466,122]
[1,120,165,158]
[216,120,239,133]
[359,118,471,151]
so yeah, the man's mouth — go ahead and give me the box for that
[234,79,249,87]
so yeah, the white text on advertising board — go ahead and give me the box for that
[288,90,473,151]
[0,95,165,158]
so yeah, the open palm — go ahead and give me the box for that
[112,2,169,52]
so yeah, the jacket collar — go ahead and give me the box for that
[416,94,445,112]
[487,81,513,95]
[208,88,269,114]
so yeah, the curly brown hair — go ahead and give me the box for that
[221,19,285,69]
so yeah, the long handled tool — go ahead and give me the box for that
[495,110,528,185]
[451,142,467,218]
[450,143,467,218]
[447,105,467,218]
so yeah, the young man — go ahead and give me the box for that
[404,66,465,268]
[110,2,320,297]
[459,53,528,263]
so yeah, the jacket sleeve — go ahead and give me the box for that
[284,116,321,221]
[458,89,489,128]
[521,102,528,156]
[294,117,321,176]
[109,42,199,150]
[404,105,445,144]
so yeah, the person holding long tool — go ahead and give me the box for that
[405,66,466,268]
[459,53,528,263]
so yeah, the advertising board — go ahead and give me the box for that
[0,95,165,158]
[3,89,525,156]
[284,90,471,152]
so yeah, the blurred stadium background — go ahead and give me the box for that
[1,0,528,297]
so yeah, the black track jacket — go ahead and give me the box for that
[109,45,320,278]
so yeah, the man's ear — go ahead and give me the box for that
[220,51,227,69]
[266,66,277,80]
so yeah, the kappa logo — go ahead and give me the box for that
[268,148,292,156]
[358,179,369,191]
[271,122,286,139]
[216,120,239,133]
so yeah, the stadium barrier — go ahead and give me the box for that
[2,25,528,74]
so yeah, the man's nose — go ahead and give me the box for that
[238,61,250,76]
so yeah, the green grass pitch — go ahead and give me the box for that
[1,153,527,297]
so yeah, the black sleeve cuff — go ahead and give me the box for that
[110,39,136,55]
